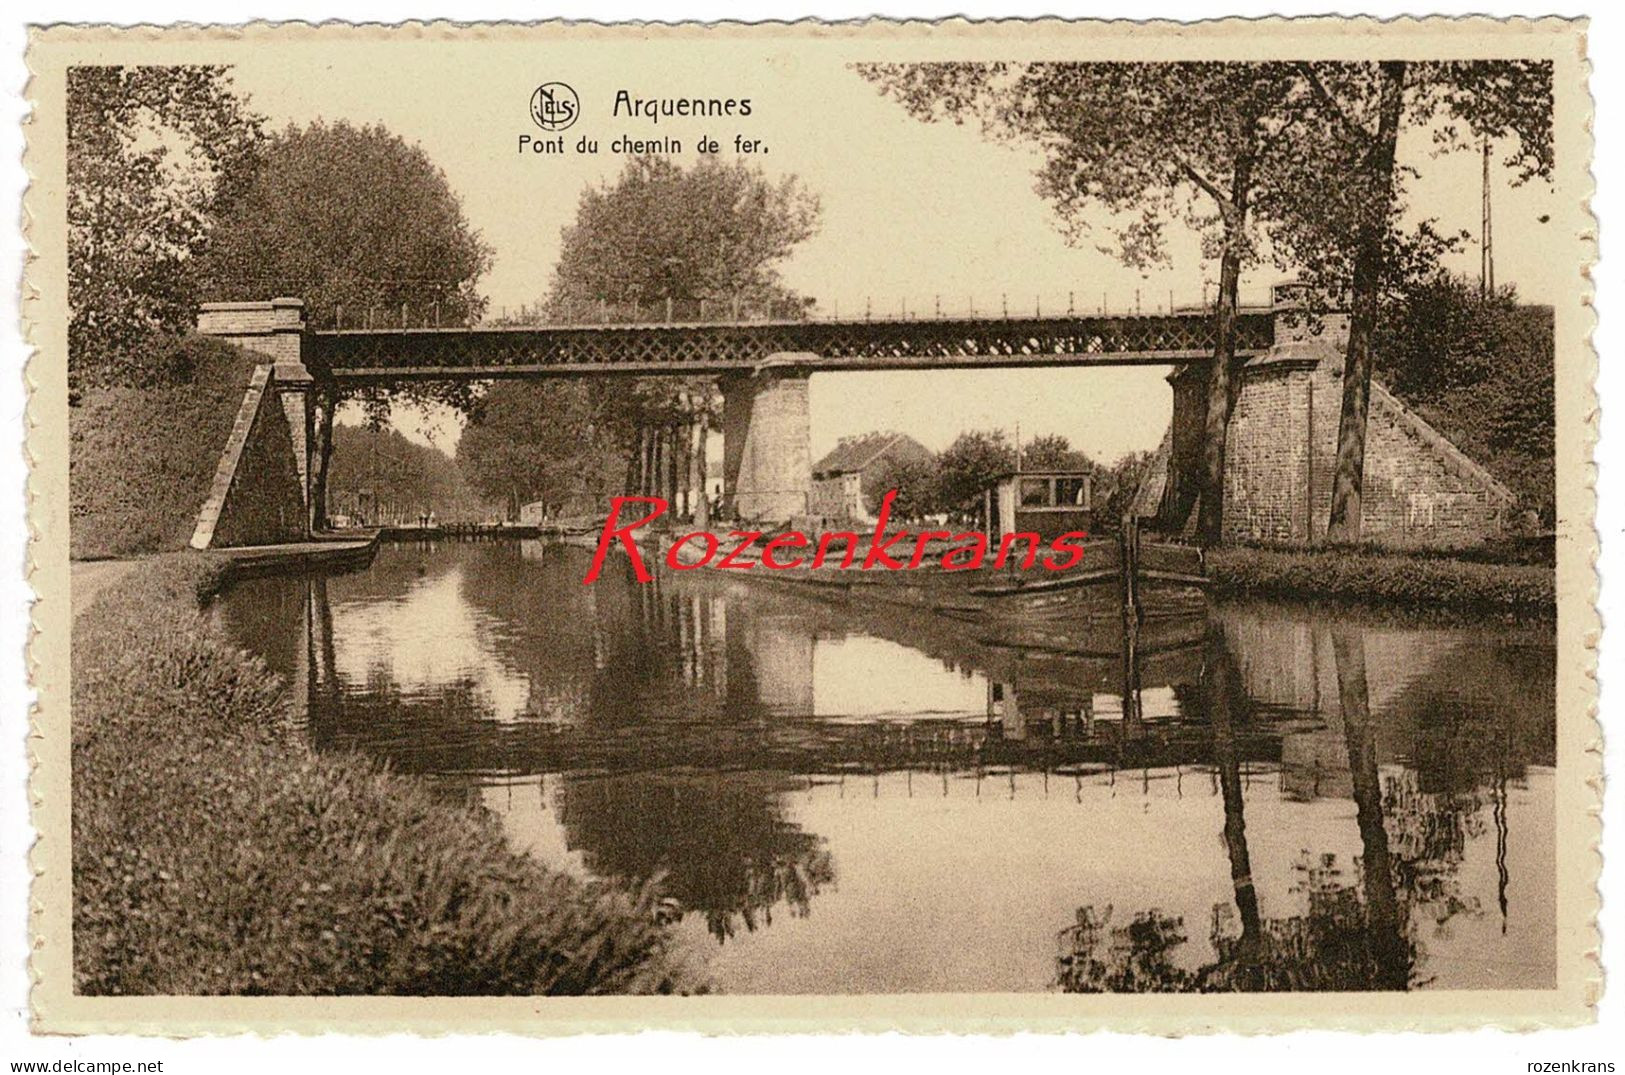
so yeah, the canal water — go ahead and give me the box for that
[216,539,1556,994]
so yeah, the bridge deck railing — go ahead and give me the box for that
[307,290,1280,332]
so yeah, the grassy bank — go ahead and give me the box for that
[1207,544,1555,614]
[69,336,260,560]
[73,554,699,995]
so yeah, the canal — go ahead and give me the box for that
[216,539,1556,994]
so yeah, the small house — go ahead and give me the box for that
[809,432,934,521]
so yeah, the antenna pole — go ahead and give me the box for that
[1481,138,1495,300]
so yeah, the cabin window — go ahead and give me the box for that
[1055,476,1089,508]
[1019,478,1050,507]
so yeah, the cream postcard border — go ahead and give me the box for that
[21,15,1599,1035]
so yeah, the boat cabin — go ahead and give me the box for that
[978,470,1095,541]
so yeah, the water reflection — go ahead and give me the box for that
[556,772,835,941]
[216,540,1555,993]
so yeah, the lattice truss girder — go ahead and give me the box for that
[309,312,1276,376]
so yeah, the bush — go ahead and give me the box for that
[69,335,262,560]
[1207,545,1555,614]
[72,554,700,995]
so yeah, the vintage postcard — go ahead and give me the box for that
[24,17,1595,1035]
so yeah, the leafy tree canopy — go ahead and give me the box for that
[1020,433,1094,472]
[543,155,821,440]
[934,430,1017,516]
[1270,60,1554,303]
[326,423,496,523]
[68,65,264,391]
[462,157,822,508]
[200,119,494,418]
[202,119,492,329]
[456,381,623,516]
[547,155,819,322]
[862,453,939,520]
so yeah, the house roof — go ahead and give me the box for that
[812,432,930,478]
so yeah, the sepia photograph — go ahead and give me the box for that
[14,14,1600,1041]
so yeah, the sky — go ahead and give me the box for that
[216,39,1561,464]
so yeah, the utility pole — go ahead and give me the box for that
[1481,137,1495,300]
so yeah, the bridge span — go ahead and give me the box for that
[189,288,1319,546]
[306,309,1274,382]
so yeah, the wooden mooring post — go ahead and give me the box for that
[1118,514,1143,728]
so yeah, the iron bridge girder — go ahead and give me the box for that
[308,311,1276,381]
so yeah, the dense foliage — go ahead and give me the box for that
[72,555,701,995]
[67,81,496,527]
[326,424,495,524]
[860,60,1555,544]
[1264,61,1552,541]
[68,336,262,559]
[544,156,819,324]
[860,453,938,520]
[67,66,264,393]
[198,119,496,521]
[1375,273,1555,520]
[859,61,1323,544]
[932,430,1018,516]
[200,120,492,333]
[460,157,822,515]
[843,429,1150,524]
[456,381,624,517]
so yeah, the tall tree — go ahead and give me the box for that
[481,156,820,519]
[862,453,938,520]
[858,62,1307,544]
[933,430,1017,519]
[67,65,264,392]
[456,381,623,519]
[1281,61,1553,541]
[200,120,495,526]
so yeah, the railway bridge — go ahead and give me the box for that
[186,288,1333,548]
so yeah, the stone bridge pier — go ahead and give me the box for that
[720,355,813,524]
[191,298,316,547]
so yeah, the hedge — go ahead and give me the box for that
[69,336,262,560]
[1206,545,1555,614]
[72,554,700,995]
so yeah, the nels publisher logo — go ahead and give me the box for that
[529,82,580,132]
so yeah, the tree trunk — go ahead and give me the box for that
[1196,149,1255,547]
[622,428,640,497]
[308,384,338,532]
[1205,623,1264,986]
[1331,624,1410,989]
[651,425,665,504]
[673,423,690,516]
[1326,61,1406,543]
[638,425,654,497]
[672,420,690,518]
[693,417,710,529]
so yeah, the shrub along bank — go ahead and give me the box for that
[73,554,699,995]
[1206,544,1555,614]
[69,335,262,560]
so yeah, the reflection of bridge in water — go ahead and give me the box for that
[242,542,1553,789]
[214,540,1557,983]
